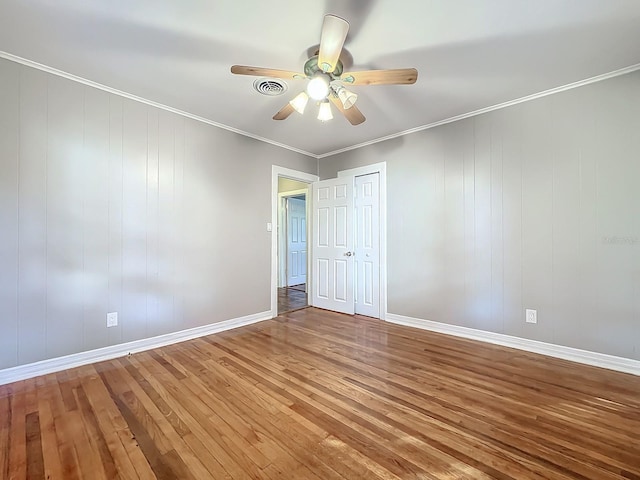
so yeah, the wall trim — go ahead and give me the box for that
[317,62,640,159]
[3,51,640,161]
[385,313,640,376]
[0,51,317,159]
[0,310,272,386]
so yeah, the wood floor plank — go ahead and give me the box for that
[0,391,12,479]
[48,378,82,479]
[79,371,155,480]
[25,412,45,479]
[8,381,28,480]
[36,387,65,480]
[2,307,640,479]
[75,384,120,480]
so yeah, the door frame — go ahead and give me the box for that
[278,189,308,288]
[337,162,387,320]
[271,166,318,318]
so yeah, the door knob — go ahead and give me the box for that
[344,251,353,256]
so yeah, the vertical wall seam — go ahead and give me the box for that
[181,118,185,327]
[550,98,555,343]
[489,118,493,329]
[15,66,21,366]
[472,119,476,322]
[145,108,149,337]
[519,105,524,330]
[81,86,86,350]
[463,124,467,318]
[577,104,584,347]
[172,115,176,328]
[107,94,111,323]
[500,121,506,333]
[44,72,49,360]
[155,111,160,328]
[592,94,600,345]
[119,98,124,345]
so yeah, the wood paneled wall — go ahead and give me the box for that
[0,58,316,369]
[319,70,640,361]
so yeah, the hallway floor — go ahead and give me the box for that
[278,284,307,314]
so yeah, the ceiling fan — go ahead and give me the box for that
[230,14,418,125]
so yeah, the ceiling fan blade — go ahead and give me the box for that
[317,15,349,73]
[341,68,418,86]
[231,65,305,80]
[273,102,295,121]
[328,94,365,125]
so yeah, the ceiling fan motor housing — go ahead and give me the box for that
[304,55,344,79]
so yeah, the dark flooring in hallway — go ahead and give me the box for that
[278,284,307,314]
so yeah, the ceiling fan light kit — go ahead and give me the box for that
[231,14,418,125]
[289,91,309,115]
[317,100,333,122]
[333,84,357,110]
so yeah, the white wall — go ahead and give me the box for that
[0,58,316,369]
[320,70,640,361]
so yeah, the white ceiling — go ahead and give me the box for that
[1,1,640,157]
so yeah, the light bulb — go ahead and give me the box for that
[307,74,330,101]
[289,92,309,114]
[317,101,333,122]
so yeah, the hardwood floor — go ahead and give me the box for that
[278,285,307,314]
[1,308,639,479]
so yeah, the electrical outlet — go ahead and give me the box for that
[525,309,537,324]
[107,312,118,328]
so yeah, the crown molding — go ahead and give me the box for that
[3,51,639,161]
[0,51,318,159]
[317,62,640,159]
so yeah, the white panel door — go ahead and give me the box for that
[354,173,380,317]
[312,178,354,314]
[286,197,307,286]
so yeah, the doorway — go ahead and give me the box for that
[278,186,308,314]
[279,193,307,288]
[270,163,386,320]
[271,167,318,317]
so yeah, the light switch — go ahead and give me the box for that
[266,222,272,232]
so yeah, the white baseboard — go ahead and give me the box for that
[385,313,640,376]
[0,310,272,386]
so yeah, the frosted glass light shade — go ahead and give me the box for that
[336,85,357,109]
[289,92,309,114]
[317,101,333,122]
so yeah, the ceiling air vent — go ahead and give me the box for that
[253,78,288,96]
